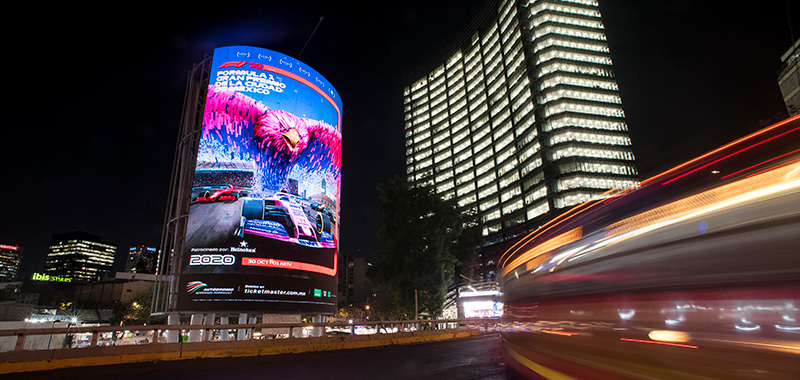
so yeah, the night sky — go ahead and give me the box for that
[2,1,797,279]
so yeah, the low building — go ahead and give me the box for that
[75,272,156,307]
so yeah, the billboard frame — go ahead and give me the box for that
[153,55,211,315]
[154,47,342,316]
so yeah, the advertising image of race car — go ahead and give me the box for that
[192,185,250,203]
[237,192,336,249]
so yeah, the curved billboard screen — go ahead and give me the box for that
[178,46,342,313]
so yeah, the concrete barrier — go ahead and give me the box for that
[0,328,492,374]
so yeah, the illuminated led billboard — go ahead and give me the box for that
[178,46,342,313]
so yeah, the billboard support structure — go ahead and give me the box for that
[153,55,212,315]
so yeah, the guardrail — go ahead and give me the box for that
[0,318,500,353]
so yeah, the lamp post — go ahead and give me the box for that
[414,289,419,321]
[47,320,62,349]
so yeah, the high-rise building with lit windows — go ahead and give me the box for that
[778,38,800,116]
[124,245,160,274]
[0,243,22,282]
[45,232,117,282]
[403,0,638,282]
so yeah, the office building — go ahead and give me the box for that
[0,243,22,282]
[124,245,159,274]
[778,38,800,116]
[44,232,117,282]
[337,254,371,307]
[403,0,638,282]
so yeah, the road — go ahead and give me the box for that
[2,334,513,380]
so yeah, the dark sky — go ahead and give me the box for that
[2,1,797,278]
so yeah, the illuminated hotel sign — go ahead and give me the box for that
[31,272,72,283]
[178,46,341,313]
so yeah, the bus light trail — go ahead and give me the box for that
[661,126,800,186]
[620,338,699,349]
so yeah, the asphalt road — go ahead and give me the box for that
[3,334,513,380]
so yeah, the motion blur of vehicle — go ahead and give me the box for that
[499,115,800,379]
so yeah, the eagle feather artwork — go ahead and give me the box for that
[199,85,341,198]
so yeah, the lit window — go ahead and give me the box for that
[524,185,547,204]
[478,185,498,200]
[527,200,550,220]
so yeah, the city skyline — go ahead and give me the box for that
[2,1,797,279]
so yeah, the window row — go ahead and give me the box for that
[549,130,630,146]
[550,145,635,161]
[534,37,609,55]
[543,101,625,118]
[532,25,607,42]
[529,2,601,19]
[539,61,613,78]
[536,49,612,67]
[539,74,618,92]
[559,161,638,176]
[556,176,637,192]
[542,87,620,106]
[553,191,605,209]
[531,13,604,30]
[544,115,628,132]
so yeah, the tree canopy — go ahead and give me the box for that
[368,175,482,319]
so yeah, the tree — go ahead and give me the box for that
[369,175,482,319]
[113,285,167,325]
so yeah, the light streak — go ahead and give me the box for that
[543,330,578,336]
[604,163,800,244]
[720,149,800,179]
[620,338,698,349]
[648,330,690,343]
[746,156,800,178]
[503,227,583,275]
[661,126,800,185]
[701,338,800,354]
[638,115,800,187]
[500,200,598,267]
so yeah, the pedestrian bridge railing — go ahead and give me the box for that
[0,318,500,353]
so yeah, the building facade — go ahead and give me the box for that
[778,38,800,116]
[123,245,159,274]
[337,254,372,307]
[403,0,638,282]
[44,232,117,282]
[0,244,22,282]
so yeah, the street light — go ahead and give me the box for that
[48,320,62,349]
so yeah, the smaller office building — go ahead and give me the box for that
[45,232,117,282]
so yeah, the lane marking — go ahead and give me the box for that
[506,345,577,380]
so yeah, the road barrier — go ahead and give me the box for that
[0,319,500,374]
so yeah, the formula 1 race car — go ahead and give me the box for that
[238,192,336,248]
[193,185,249,203]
